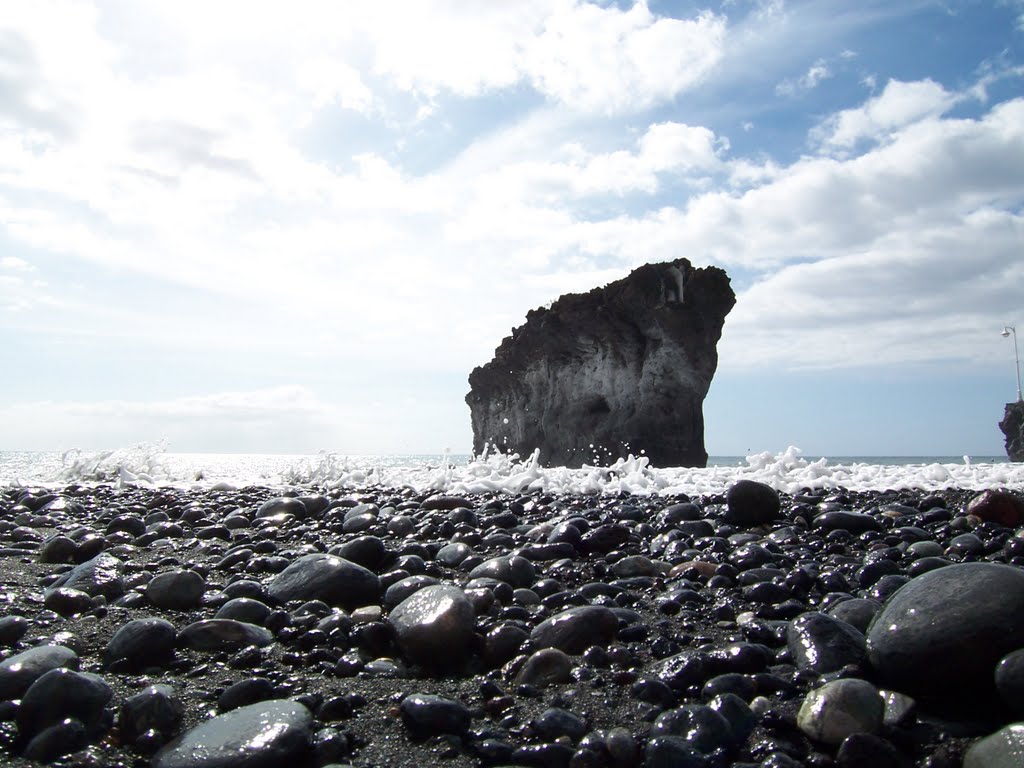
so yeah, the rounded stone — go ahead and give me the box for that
[256,497,307,520]
[653,650,709,690]
[468,555,536,587]
[531,707,587,742]
[797,678,884,746]
[147,570,206,610]
[105,618,177,669]
[399,693,471,739]
[0,615,30,647]
[215,598,273,625]
[963,723,1024,768]
[21,718,88,763]
[835,732,905,768]
[435,542,472,567]
[813,511,882,533]
[580,524,631,554]
[724,480,781,526]
[152,700,313,768]
[388,585,475,670]
[383,575,440,609]
[332,535,387,570]
[38,535,77,564]
[612,555,663,577]
[43,587,94,617]
[866,563,1024,700]
[483,623,529,667]
[530,605,618,654]
[515,648,573,688]
[826,598,881,634]
[17,668,113,737]
[644,735,710,768]
[420,495,473,511]
[118,685,184,743]
[966,489,1024,527]
[996,649,1024,716]
[218,678,275,712]
[652,704,733,754]
[709,692,757,745]
[0,645,78,700]
[787,612,867,674]
[179,619,274,652]
[267,554,381,610]
[45,553,124,598]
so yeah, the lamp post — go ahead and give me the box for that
[1003,325,1023,402]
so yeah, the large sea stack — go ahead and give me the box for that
[466,258,735,467]
[1001,401,1024,461]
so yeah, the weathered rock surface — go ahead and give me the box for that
[1000,401,1024,461]
[466,258,735,467]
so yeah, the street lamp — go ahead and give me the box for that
[1003,325,1023,402]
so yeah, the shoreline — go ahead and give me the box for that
[1,446,1022,498]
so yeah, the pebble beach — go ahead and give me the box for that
[1,451,1024,767]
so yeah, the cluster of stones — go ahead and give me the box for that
[0,481,1022,767]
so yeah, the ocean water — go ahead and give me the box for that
[0,444,1019,496]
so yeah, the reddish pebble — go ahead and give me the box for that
[966,490,1024,526]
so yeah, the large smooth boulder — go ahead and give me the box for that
[866,563,1024,701]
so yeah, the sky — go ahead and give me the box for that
[0,0,1022,459]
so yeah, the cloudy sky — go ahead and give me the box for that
[1,0,1022,459]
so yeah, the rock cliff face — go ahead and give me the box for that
[1001,401,1024,461]
[466,258,735,468]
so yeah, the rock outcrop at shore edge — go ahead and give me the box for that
[1000,401,1024,461]
[466,258,735,467]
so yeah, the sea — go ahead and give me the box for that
[0,444,1021,497]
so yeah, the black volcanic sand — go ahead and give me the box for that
[0,481,1023,767]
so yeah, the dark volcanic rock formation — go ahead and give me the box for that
[1000,401,1024,461]
[466,258,735,467]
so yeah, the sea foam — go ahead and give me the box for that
[1,443,1021,496]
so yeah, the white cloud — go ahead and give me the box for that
[296,57,374,116]
[720,216,1024,369]
[470,121,727,203]
[814,78,958,151]
[0,386,340,452]
[522,4,726,113]
[0,385,470,453]
[0,256,32,271]
[342,1,728,113]
[776,58,833,96]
